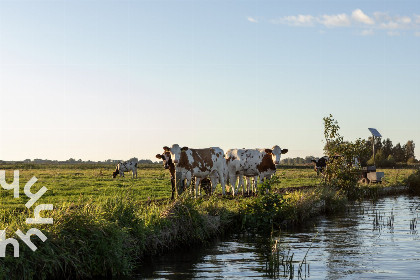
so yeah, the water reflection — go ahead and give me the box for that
[137,195,420,279]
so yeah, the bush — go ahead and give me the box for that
[407,157,416,164]
[322,114,365,195]
[406,169,420,194]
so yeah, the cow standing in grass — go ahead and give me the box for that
[311,156,329,175]
[156,146,191,200]
[226,146,288,196]
[168,144,227,197]
[311,155,349,176]
[112,161,138,178]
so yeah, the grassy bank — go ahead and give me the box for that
[0,164,417,279]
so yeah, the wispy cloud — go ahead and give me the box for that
[320,13,351,27]
[272,15,315,26]
[270,9,420,36]
[247,17,258,23]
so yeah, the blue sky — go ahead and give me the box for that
[0,0,419,161]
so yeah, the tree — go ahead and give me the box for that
[305,156,315,164]
[404,140,415,163]
[323,114,366,193]
[392,143,405,163]
[387,155,396,167]
[382,138,393,158]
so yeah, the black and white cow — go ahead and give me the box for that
[112,161,138,178]
[311,156,329,175]
[311,155,356,175]
[169,144,227,197]
[225,145,288,196]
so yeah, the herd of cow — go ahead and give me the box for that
[112,144,288,199]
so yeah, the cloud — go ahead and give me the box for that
[270,9,420,36]
[320,13,351,27]
[247,17,258,23]
[352,9,374,25]
[277,15,315,26]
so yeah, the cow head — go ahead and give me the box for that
[156,146,173,169]
[169,144,188,164]
[267,145,288,165]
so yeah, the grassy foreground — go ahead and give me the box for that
[0,164,417,279]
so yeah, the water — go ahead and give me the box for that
[138,195,420,279]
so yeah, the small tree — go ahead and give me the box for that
[404,140,416,163]
[322,114,366,194]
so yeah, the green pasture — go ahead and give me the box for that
[0,163,414,209]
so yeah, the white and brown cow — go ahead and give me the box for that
[156,146,191,200]
[169,144,227,197]
[112,161,138,178]
[226,145,288,196]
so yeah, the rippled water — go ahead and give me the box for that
[138,195,420,279]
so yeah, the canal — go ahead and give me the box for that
[139,195,420,279]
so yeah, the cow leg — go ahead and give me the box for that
[228,174,236,196]
[217,169,225,196]
[185,173,192,194]
[209,175,217,195]
[239,176,245,195]
[246,177,252,195]
[195,177,201,197]
[253,176,258,194]
[170,177,175,200]
[233,175,242,197]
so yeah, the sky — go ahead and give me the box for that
[0,0,419,161]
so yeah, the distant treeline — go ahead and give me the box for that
[0,157,156,165]
[363,138,416,167]
[1,138,416,169]
[281,137,417,168]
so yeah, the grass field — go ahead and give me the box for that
[0,163,414,209]
[0,163,416,279]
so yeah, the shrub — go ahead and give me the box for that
[322,114,365,196]
[406,169,420,194]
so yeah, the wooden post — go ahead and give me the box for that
[175,171,184,196]
[373,135,376,166]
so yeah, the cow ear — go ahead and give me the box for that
[265,149,272,154]
[311,159,316,163]
[163,146,170,151]
[156,154,162,159]
[181,146,188,151]
[281,149,288,154]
